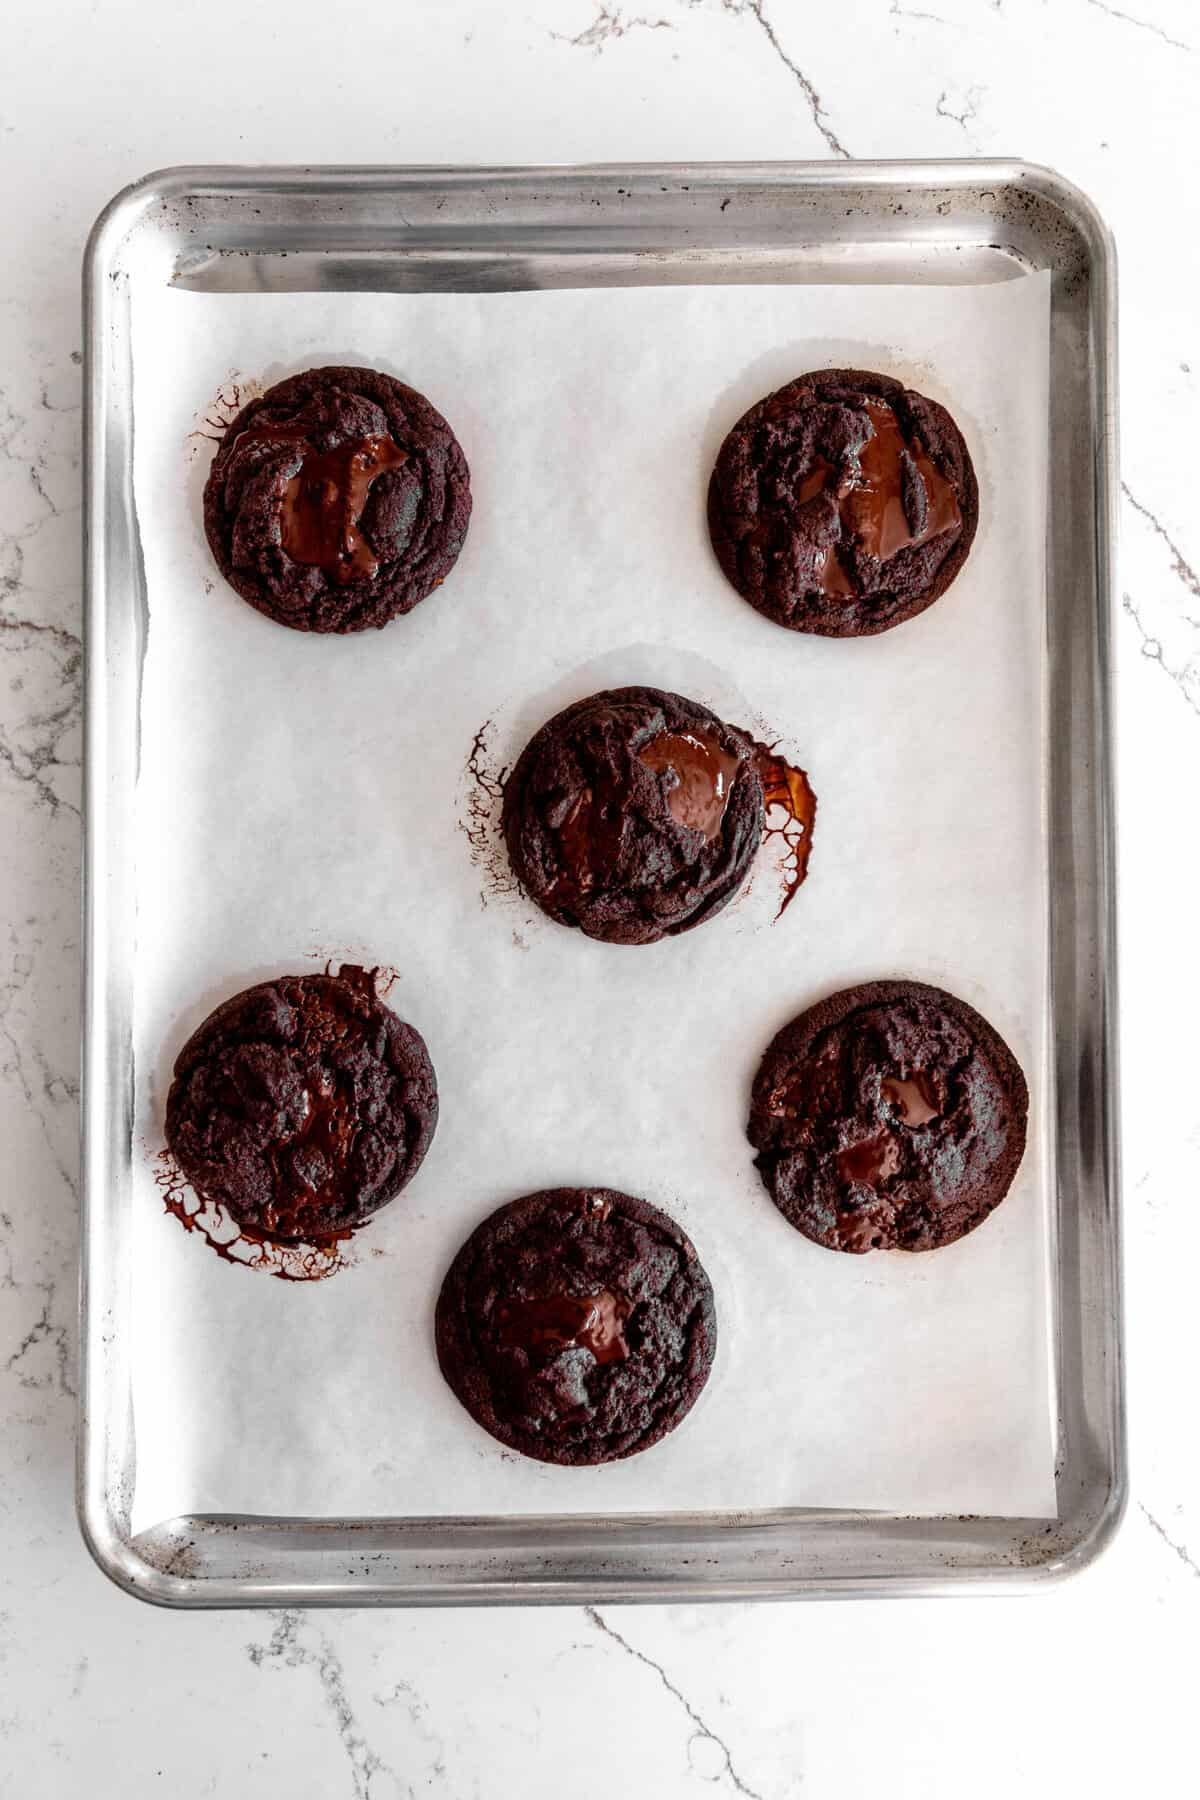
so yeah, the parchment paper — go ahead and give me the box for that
[129,274,1054,1532]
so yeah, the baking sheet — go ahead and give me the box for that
[129,276,1054,1532]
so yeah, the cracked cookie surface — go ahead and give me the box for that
[165,965,438,1243]
[708,367,977,637]
[502,685,765,945]
[748,980,1027,1253]
[435,1188,717,1465]
[203,364,471,633]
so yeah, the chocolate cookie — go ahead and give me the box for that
[748,980,1027,1253]
[435,1188,717,1465]
[203,365,471,633]
[502,686,765,945]
[164,965,438,1243]
[708,368,978,637]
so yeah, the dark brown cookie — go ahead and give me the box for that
[435,1187,717,1465]
[164,965,438,1243]
[501,686,765,945]
[203,365,471,633]
[708,367,978,637]
[748,980,1027,1253]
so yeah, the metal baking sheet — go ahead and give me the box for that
[81,162,1124,1606]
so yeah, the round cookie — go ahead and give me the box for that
[435,1187,717,1465]
[165,965,438,1243]
[203,364,472,633]
[748,980,1027,1253]
[708,367,978,637]
[502,686,765,945]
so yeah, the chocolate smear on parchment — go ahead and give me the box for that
[462,718,519,907]
[749,739,818,922]
[155,1150,354,1283]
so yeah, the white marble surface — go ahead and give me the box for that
[1,0,1196,1793]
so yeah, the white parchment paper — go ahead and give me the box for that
[129,276,1054,1532]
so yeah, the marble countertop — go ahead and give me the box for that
[2,1,1196,1793]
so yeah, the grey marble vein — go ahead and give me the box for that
[1140,1502,1200,1578]
[1085,0,1193,55]
[0,614,81,654]
[1120,590,1199,713]
[730,0,850,158]
[0,956,81,1205]
[1120,479,1200,716]
[585,1608,769,1798]
[0,374,83,823]
[1122,481,1200,613]
[935,85,984,133]
[0,1038,78,1211]
[374,1677,448,1782]
[3,1278,74,1399]
[556,0,851,157]
[0,704,81,820]
[553,4,674,49]
[248,1611,410,1799]
[890,0,948,25]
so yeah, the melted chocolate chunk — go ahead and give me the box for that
[436,1188,717,1465]
[497,1290,631,1365]
[164,965,438,1244]
[638,729,741,840]
[797,456,838,505]
[708,367,978,637]
[280,435,408,585]
[203,364,471,634]
[503,687,764,945]
[881,1072,940,1127]
[792,402,960,566]
[814,542,856,597]
[837,1131,902,1187]
[846,399,961,561]
[749,980,1028,1254]
[279,1070,355,1207]
[545,770,629,908]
